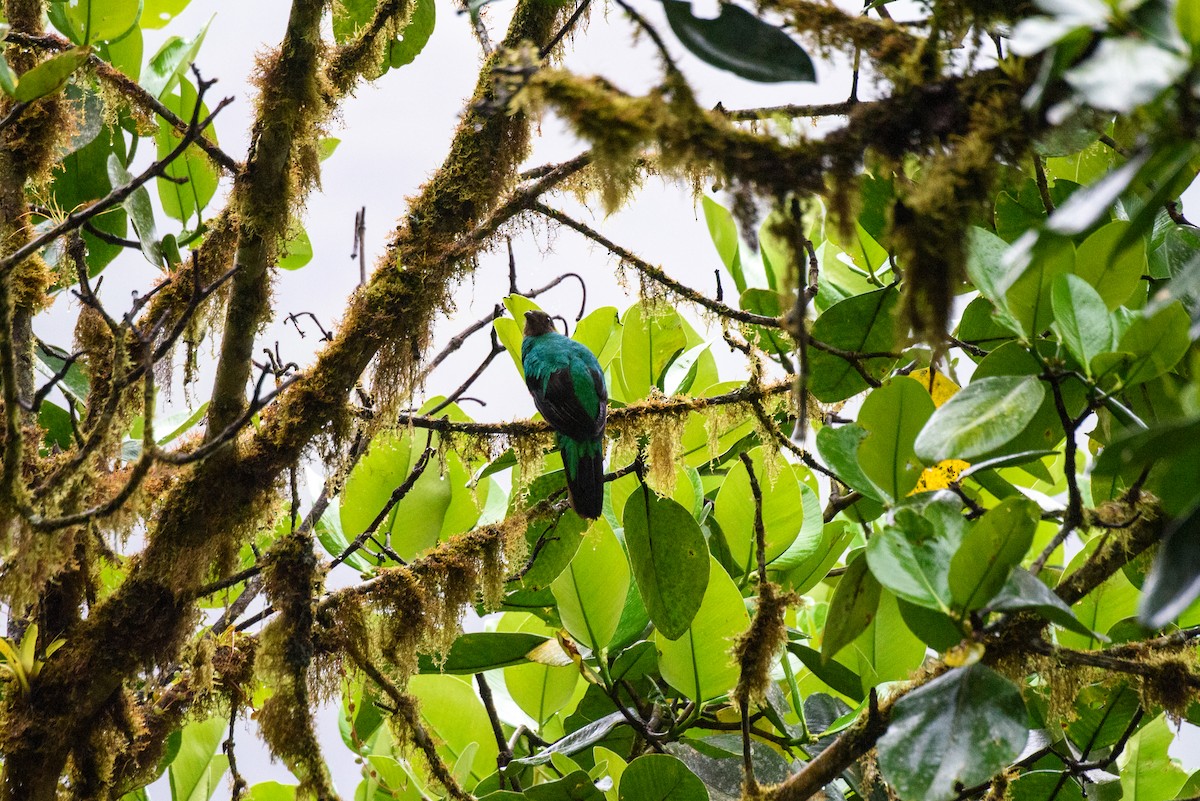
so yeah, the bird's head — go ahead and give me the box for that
[523,310,556,337]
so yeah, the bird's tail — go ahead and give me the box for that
[558,434,605,519]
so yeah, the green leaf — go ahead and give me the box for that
[552,517,631,650]
[815,424,883,501]
[857,377,936,502]
[1051,274,1112,375]
[525,769,606,801]
[964,226,1020,331]
[340,429,451,561]
[142,21,210,99]
[387,0,435,69]
[787,641,866,701]
[1179,0,1200,48]
[1075,221,1146,310]
[780,521,855,596]
[822,551,881,663]
[620,302,687,400]
[106,152,163,268]
[573,307,620,363]
[1065,39,1187,113]
[279,223,313,270]
[14,47,90,103]
[168,717,230,801]
[407,674,500,782]
[0,53,19,96]
[618,754,709,801]
[1111,301,1191,386]
[1116,714,1188,801]
[1137,502,1200,628]
[949,497,1038,612]
[142,0,191,29]
[877,665,1028,801]
[914,376,1047,463]
[985,568,1098,638]
[851,589,927,689]
[1004,238,1073,337]
[655,557,749,702]
[623,485,709,641]
[808,286,900,402]
[713,447,804,574]
[155,77,219,223]
[702,195,743,293]
[245,782,296,801]
[661,0,814,83]
[866,499,964,613]
[415,632,548,674]
[62,0,140,44]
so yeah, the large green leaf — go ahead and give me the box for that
[914,376,1047,463]
[712,447,804,575]
[386,0,435,68]
[156,76,219,223]
[618,754,709,801]
[1074,220,1146,310]
[1138,502,1200,628]
[623,486,709,641]
[552,517,631,650]
[702,195,744,293]
[14,47,90,103]
[1108,301,1191,386]
[620,302,687,400]
[415,632,548,674]
[168,717,230,801]
[500,614,580,726]
[408,674,500,782]
[142,22,210,99]
[857,377,936,502]
[807,286,900,402]
[106,153,163,268]
[1004,238,1073,337]
[61,0,140,44]
[866,499,965,613]
[877,665,1028,801]
[821,551,881,663]
[1051,273,1112,375]
[655,558,749,702]
[948,497,1038,612]
[1116,714,1188,801]
[142,0,191,29]
[985,568,1098,638]
[815,423,884,501]
[661,0,814,83]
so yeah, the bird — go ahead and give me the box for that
[521,309,608,519]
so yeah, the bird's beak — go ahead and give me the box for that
[524,311,534,320]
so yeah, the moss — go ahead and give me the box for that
[733,582,796,707]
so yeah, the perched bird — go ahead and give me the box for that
[521,310,608,519]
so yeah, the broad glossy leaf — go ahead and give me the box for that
[949,497,1038,612]
[142,22,210,99]
[169,717,230,801]
[1111,301,1190,386]
[106,153,163,268]
[877,665,1028,801]
[702,196,743,292]
[850,589,927,690]
[142,0,191,29]
[713,447,803,574]
[620,302,687,400]
[408,674,500,782]
[499,614,580,726]
[779,521,855,596]
[808,286,900,402]
[1075,221,1146,310]
[866,500,965,613]
[655,557,749,702]
[618,754,708,801]
[14,47,89,103]
[573,307,620,364]
[985,568,1097,638]
[1138,502,1200,628]
[279,223,313,270]
[1065,39,1187,113]
[386,0,436,68]
[815,423,883,501]
[62,0,140,44]
[857,377,936,502]
[415,632,548,674]
[525,769,606,801]
[624,486,709,640]
[822,551,881,663]
[552,517,631,650]
[156,77,219,222]
[1004,238,1073,337]
[1116,714,1188,801]
[661,0,814,83]
[914,376,1046,463]
[1051,274,1112,375]
[245,782,296,801]
[509,712,627,768]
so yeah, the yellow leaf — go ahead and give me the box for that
[909,368,959,407]
[911,459,971,494]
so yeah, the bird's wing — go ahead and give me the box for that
[525,346,606,441]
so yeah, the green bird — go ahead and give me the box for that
[522,310,608,519]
